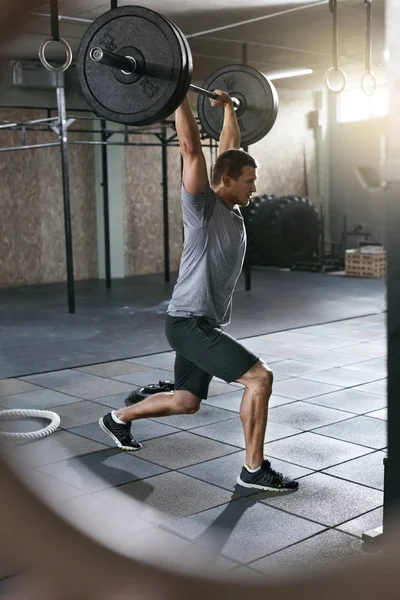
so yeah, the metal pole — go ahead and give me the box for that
[68,141,180,147]
[57,86,75,314]
[101,119,111,289]
[161,128,170,282]
[0,143,60,152]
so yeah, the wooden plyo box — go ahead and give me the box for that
[345,249,386,278]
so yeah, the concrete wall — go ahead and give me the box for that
[250,88,318,202]
[124,131,183,276]
[0,107,97,287]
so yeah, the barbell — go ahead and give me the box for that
[76,5,279,146]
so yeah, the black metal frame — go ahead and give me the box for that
[0,107,223,311]
[56,86,75,313]
[100,119,111,288]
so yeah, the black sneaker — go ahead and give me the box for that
[99,412,142,451]
[237,460,299,492]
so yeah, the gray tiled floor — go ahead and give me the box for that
[165,498,325,562]
[38,448,168,493]
[314,415,387,449]
[259,472,383,527]
[0,388,83,410]
[151,404,238,429]
[268,401,351,430]
[303,388,386,414]
[323,451,386,490]
[338,507,384,537]
[192,416,302,448]
[265,431,372,470]
[0,312,388,590]
[250,529,367,578]
[299,368,384,387]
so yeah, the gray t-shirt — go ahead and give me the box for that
[167,184,246,326]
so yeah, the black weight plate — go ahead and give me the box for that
[197,65,279,146]
[76,6,189,125]
[138,14,192,125]
[127,381,175,403]
[160,15,193,119]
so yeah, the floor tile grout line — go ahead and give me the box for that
[294,372,387,386]
[186,425,305,449]
[270,357,387,369]
[265,450,374,473]
[33,466,181,496]
[241,519,377,569]
[167,488,346,531]
[293,414,387,436]
[5,354,177,380]
[247,495,384,530]
[300,398,387,417]
[272,382,387,402]
[32,444,177,473]
[244,528,333,567]
[303,428,388,452]
[0,381,140,403]
[155,523,245,568]
[267,412,363,430]
[235,311,386,342]
[147,413,240,431]
[316,470,384,492]
[279,453,385,485]
[63,425,183,447]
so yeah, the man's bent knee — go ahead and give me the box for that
[236,360,273,391]
[174,390,201,414]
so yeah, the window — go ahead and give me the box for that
[337,86,389,123]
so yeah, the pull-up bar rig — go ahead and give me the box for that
[0,108,253,313]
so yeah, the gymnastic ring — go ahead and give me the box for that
[361,70,377,96]
[324,66,347,94]
[38,37,73,73]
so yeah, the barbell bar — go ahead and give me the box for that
[76,5,279,144]
[89,46,241,108]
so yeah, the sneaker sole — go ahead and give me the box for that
[99,418,142,452]
[236,476,298,493]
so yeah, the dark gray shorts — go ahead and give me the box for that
[165,315,259,400]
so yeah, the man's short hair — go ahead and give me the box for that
[211,149,258,186]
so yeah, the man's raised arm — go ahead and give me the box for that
[210,90,241,154]
[175,97,208,195]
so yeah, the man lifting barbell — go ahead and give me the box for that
[99,90,298,493]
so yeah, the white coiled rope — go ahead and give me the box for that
[0,409,60,440]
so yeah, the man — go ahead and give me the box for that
[99,90,298,493]
[3,6,400,600]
